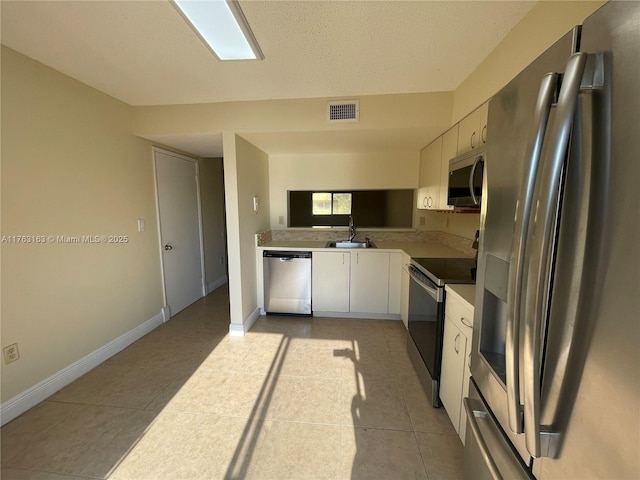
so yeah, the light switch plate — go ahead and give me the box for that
[253,196,259,213]
[138,219,146,232]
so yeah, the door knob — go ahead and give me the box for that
[164,244,173,251]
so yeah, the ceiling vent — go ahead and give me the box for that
[327,100,359,123]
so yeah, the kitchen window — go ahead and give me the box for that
[289,189,413,228]
[312,192,352,215]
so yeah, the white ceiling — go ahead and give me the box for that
[1,0,535,156]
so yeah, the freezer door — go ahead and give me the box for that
[463,379,531,480]
[534,2,640,478]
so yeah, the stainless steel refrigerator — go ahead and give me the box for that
[464,1,640,478]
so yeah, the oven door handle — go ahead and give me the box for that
[408,265,439,300]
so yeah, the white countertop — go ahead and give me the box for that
[259,241,473,259]
[445,284,477,309]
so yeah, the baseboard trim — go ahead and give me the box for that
[312,312,402,321]
[228,307,261,337]
[0,311,164,426]
[207,275,228,294]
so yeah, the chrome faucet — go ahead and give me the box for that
[349,215,356,242]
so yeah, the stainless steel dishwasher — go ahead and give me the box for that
[263,251,312,315]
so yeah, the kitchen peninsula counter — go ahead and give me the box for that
[258,240,473,259]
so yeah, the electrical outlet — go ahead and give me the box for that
[3,343,20,364]
[278,215,284,225]
[419,216,425,226]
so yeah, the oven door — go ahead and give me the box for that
[407,265,444,388]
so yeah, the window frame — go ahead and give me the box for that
[312,191,352,216]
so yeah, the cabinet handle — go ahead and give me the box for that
[454,333,460,354]
[423,196,428,208]
[470,131,476,149]
[427,196,433,208]
[468,352,472,370]
[460,316,473,328]
[481,124,487,144]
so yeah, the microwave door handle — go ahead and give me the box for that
[469,155,482,206]
[506,72,559,435]
[523,52,588,459]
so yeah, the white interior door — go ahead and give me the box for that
[154,148,205,317]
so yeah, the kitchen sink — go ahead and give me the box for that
[325,241,376,249]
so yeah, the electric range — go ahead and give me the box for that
[406,256,476,407]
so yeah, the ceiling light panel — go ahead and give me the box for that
[173,0,263,61]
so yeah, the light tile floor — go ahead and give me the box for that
[1,286,463,479]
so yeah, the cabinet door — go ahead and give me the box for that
[417,137,442,210]
[350,251,390,314]
[440,319,467,434]
[312,251,350,312]
[459,345,472,445]
[439,125,458,210]
[388,252,402,315]
[478,102,488,147]
[399,253,411,328]
[458,108,482,155]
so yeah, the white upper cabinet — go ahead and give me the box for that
[439,125,458,210]
[457,102,489,155]
[479,102,488,147]
[417,101,489,211]
[417,137,442,210]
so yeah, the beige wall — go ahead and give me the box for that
[413,207,480,241]
[452,0,606,123]
[268,152,419,229]
[223,135,270,328]
[133,92,453,141]
[1,47,164,402]
[199,157,227,288]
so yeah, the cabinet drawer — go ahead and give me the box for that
[445,295,474,330]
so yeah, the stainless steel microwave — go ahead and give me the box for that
[448,150,484,208]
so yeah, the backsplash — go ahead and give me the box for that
[256,229,476,256]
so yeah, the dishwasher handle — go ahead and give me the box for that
[263,250,312,260]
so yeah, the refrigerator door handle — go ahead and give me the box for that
[523,52,588,458]
[506,72,559,435]
[469,154,483,206]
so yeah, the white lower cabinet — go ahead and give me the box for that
[399,253,411,328]
[440,292,474,444]
[388,252,402,316]
[312,251,350,312]
[350,251,390,314]
[306,249,402,317]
